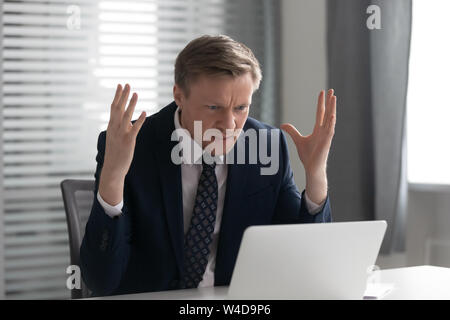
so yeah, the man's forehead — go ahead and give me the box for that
[191,74,253,104]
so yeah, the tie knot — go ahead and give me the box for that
[202,157,216,171]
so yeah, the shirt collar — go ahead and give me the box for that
[173,106,225,165]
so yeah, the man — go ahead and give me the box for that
[80,35,336,296]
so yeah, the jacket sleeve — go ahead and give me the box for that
[80,131,132,296]
[272,130,332,224]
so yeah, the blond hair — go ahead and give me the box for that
[174,35,262,96]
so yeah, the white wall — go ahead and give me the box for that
[281,0,328,190]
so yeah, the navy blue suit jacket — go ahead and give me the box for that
[80,101,332,296]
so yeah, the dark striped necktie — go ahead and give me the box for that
[182,159,218,289]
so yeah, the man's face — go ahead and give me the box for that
[173,72,254,156]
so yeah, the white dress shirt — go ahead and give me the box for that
[97,107,324,287]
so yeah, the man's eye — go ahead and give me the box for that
[236,105,247,111]
[207,105,218,110]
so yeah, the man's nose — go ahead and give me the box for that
[220,109,236,132]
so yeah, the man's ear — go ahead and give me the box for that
[173,84,186,110]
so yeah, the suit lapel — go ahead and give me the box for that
[214,132,250,284]
[221,121,251,231]
[222,162,249,225]
[154,102,185,276]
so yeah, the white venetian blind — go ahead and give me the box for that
[1,0,278,299]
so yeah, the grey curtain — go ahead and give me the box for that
[327,0,412,253]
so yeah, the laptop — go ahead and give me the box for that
[227,220,387,300]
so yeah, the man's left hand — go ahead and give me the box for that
[280,89,336,204]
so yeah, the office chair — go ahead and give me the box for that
[60,179,95,299]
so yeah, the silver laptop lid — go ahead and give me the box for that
[227,220,387,300]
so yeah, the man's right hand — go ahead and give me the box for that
[98,84,146,206]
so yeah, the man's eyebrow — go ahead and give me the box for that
[206,102,250,107]
[205,102,223,106]
[230,101,251,107]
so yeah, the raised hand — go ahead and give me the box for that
[99,84,146,206]
[280,89,336,204]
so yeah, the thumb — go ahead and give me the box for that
[280,123,304,145]
[131,111,146,137]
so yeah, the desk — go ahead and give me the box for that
[87,265,450,300]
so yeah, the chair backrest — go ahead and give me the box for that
[60,179,95,299]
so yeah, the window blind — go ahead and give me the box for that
[1,0,279,299]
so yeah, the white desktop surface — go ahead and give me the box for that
[373,265,450,300]
[86,265,450,300]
